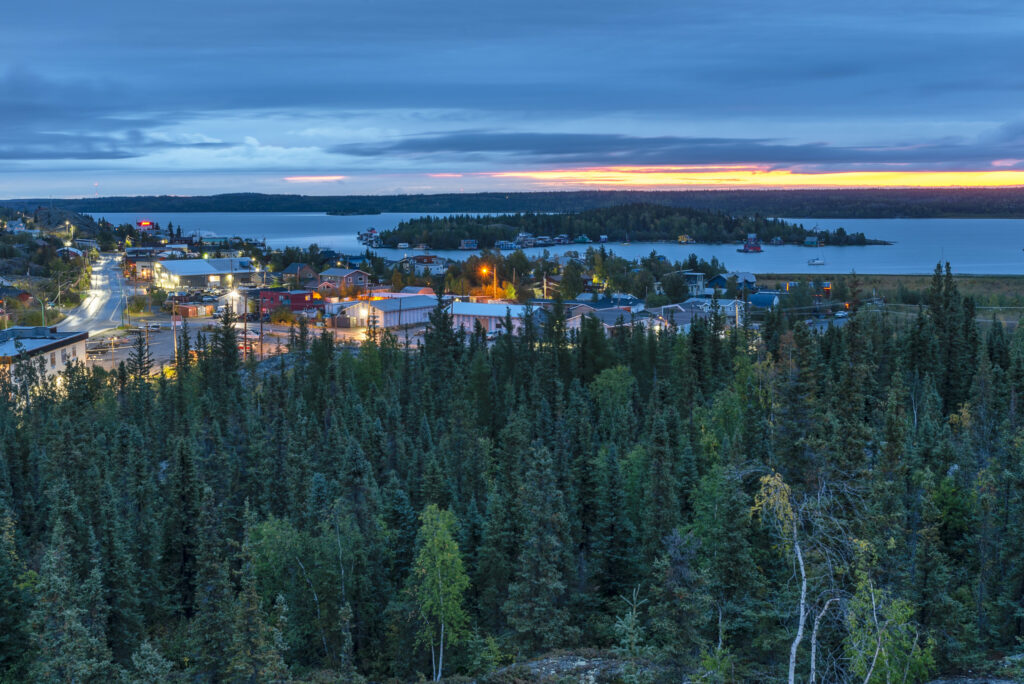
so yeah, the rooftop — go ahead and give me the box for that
[156,258,253,277]
[0,326,87,359]
[360,295,437,312]
[321,267,368,277]
[451,301,531,318]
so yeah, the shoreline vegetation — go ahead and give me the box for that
[379,204,887,249]
[5,187,1024,217]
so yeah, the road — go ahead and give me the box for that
[57,255,128,334]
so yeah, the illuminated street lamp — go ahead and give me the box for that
[480,265,498,300]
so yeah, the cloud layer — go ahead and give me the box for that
[2,0,1023,194]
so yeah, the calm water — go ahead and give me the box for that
[99,212,1024,275]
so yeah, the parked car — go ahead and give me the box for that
[835,310,849,318]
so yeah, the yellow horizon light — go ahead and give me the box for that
[489,165,1024,189]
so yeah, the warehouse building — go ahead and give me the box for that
[153,258,255,290]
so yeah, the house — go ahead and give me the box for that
[646,303,709,333]
[683,297,747,327]
[567,308,659,334]
[0,326,88,381]
[0,286,33,305]
[258,289,324,315]
[707,272,757,294]
[804,236,822,247]
[660,270,706,298]
[401,255,451,277]
[459,239,479,250]
[341,295,437,329]
[450,301,543,335]
[153,258,255,290]
[566,292,645,313]
[319,268,370,290]
[4,219,26,232]
[281,263,318,285]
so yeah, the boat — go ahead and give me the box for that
[397,242,410,249]
[737,233,763,253]
[808,256,825,266]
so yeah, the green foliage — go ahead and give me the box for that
[410,504,470,680]
[0,260,1019,682]
[380,204,882,249]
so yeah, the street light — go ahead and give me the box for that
[480,265,497,301]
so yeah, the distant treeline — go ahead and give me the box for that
[381,204,881,249]
[6,187,1024,216]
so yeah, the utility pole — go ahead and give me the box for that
[243,289,249,361]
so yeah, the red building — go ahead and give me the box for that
[258,289,325,315]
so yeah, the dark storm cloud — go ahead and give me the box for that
[333,131,1024,170]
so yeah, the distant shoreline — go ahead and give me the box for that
[6,187,1024,218]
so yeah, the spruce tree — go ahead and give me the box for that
[503,444,575,653]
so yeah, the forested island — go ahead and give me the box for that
[7,187,1024,217]
[380,204,883,249]
[1,265,1023,682]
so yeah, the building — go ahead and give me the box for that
[660,270,706,298]
[566,308,658,334]
[401,255,451,277]
[153,258,255,290]
[0,286,33,305]
[0,326,88,380]
[319,268,370,290]
[567,292,645,313]
[281,263,318,285]
[258,289,325,315]
[342,295,437,328]
[450,301,543,334]
[707,271,758,293]
[748,291,781,309]
[56,246,85,260]
[683,297,747,327]
[400,286,435,296]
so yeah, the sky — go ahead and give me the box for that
[3,0,1024,197]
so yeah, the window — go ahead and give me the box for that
[50,352,56,367]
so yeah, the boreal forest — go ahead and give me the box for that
[380,204,880,249]
[11,187,1024,218]
[1,264,1023,682]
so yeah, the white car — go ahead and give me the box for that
[835,310,849,318]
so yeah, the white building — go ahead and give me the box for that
[342,295,437,328]
[0,326,88,380]
[450,301,535,334]
[153,258,255,290]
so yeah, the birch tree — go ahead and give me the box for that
[411,504,469,681]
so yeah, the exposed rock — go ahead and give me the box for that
[29,207,100,233]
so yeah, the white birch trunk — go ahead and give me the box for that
[809,597,838,684]
[788,522,807,684]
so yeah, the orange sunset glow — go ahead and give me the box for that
[490,165,1024,188]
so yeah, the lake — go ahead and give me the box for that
[98,212,1024,275]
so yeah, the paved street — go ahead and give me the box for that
[57,255,129,335]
